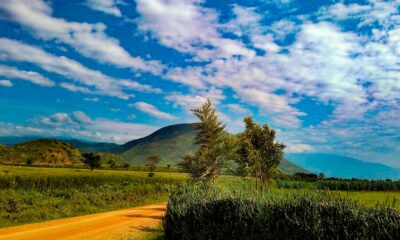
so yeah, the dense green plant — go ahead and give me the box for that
[81,152,101,171]
[164,184,400,240]
[236,116,285,191]
[180,99,230,182]
[316,179,400,191]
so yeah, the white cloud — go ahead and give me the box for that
[0,38,161,98]
[86,0,122,17]
[136,0,254,61]
[0,79,13,87]
[0,0,162,74]
[130,101,177,120]
[225,104,248,114]
[285,143,314,153]
[0,112,160,144]
[71,111,94,125]
[0,64,54,87]
[165,88,225,112]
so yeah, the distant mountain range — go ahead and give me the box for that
[286,153,400,180]
[0,123,308,175]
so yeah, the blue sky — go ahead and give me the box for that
[0,0,399,166]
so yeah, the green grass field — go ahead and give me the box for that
[1,165,399,232]
[0,165,187,227]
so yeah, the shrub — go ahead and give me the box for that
[164,184,400,240]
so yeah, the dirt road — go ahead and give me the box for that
[0,203,166,240]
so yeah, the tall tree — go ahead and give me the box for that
[180,99,229,182]
[81,152,101,171]
[237,116,285,191]
[147,155,162,177]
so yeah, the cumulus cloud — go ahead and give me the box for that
[0,111,159,144]
[0,38,161,98]
[136,0,254,61]
[0,0,162,74]
[165,88,225,112]
[0,79,13,87]
[285,143,314,153]
[86,0,122,17]
[0,64,54,87]
[130,101,177,120]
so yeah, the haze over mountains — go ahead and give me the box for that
[1,123,399,179]
[286,153,400,180]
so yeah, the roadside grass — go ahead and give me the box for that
[0,165,187,227]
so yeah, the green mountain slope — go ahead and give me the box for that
[118,123,198,165]
[0,139,81,165]
[118,123,308,174]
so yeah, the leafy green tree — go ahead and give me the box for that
[180,99,231,182]
[147,155,162,177]
[81,152,101,171]
[237,116,285,191]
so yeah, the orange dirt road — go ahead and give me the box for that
[0,203,166,240]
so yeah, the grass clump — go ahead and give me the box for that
[163,183,400,240]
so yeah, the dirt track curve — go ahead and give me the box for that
[0,203,166,240]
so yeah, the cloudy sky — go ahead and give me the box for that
[0,0,399,166]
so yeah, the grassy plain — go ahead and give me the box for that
[0,165,187,227]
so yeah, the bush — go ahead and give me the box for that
[164,184,400,240]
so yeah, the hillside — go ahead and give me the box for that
[0,139,81,166]
[286,153,400,179]
[62,139,119,153]
[117,123,308,174]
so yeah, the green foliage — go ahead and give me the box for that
[180,100,230,182]
[277,179,400,191]
[96,152,125,168]
[81,152,101,171]
[147,155,162,177]
[316,179,400,191]
[236,116,285,189]
[164,184,400,240]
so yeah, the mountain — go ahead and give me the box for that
[117,123,308,174]
[0,139,81,165]
[62,139,119,153]
[0,136,118,153]
[285,153,400,180]
[116,123,199,164]
[0,123,309,174]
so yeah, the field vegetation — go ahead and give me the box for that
[163,100,400,239]
[0,165,186,227]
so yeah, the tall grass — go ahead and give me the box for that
[164,183,400,240]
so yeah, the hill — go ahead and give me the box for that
[286,153,400,179]
[0,139,81,166]
[62,139,119,153]
[117,123,308,174]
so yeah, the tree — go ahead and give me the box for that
[81,152,101,171]
[318,172,325,180]
[180,99,231,182]
[147,155,162,177]
[236,116,285,191]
